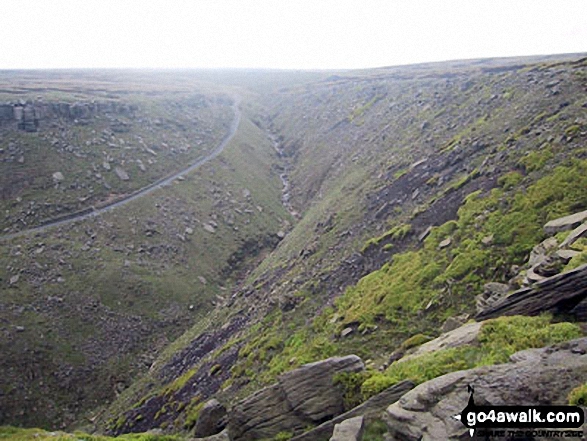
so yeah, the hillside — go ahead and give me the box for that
[0,72,293,428]
[1,54,587,440]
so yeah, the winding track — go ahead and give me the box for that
[0,97,241,242]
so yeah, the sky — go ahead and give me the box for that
[0,0,586,70]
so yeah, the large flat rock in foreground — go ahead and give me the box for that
[384,338,587,440]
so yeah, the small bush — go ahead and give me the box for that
[568,383,587,406]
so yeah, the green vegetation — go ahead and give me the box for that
[0,426,182,441]
[361,224,411,252]
[518,147,553,172]
[363,419,389,441]
[360,315,581,399]
[568,383,587,406]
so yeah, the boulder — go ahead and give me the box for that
[114,167,130,181]
[52,171,65,182]
[279,355,365,422]
[194,399,227,438]
[399,321,482,363]
[556,249,580,263]
[192,428,231,441]
[544,209,587,234]
[475,282,510,314]
[437,237,451,249]
[384,338,587,440]
[476,263,587,320]
[440,314,469,333]
[559,222,587,248]
[291,380,414,441]
[528,236,558,267]
[228,355,364,441]
[330,416,364,441]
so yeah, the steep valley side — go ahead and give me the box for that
[95,55,587,439]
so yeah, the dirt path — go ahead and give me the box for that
[0,97,241,242]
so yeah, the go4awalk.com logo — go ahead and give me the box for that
[453,385,584,438]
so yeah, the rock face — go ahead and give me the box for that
[291,380,414,441]
[384,337,587,440]
[543,209,587,234]
[476,263,587,320]
[194,399,227,438]
[228,355,364,441]
[330,416,364,441]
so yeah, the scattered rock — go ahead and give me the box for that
[475,282,510,314]
[114,166,130,181]
[203,224,216,233]
[481,234,493,245]
[52,171,65,182]
[543,209,587,234]
[340,327,354,338]
[277,230,286,239]
[185,227,194,235]
[194,399,227,438]
[198,276,208,285]
[242,188,251,198]
[329,416,364,441]
[437,237,451,249]
[102,161,111,171]
[9,274,19,285]
[384,338,587,440]
[418,226,432,242]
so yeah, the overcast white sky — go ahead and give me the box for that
[1,0,585,70]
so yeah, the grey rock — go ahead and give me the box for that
[228,355,364,441]
[114,166,130,181]
[559,222,587,248]
[544,209,587,234]
[292,380,414,441]
[440,314,469,333]
[556,249,580,263]
[194,399,227,438]
[475,282,510,314]
[399,321,482,363]
[330,416,364,441]
[9,274,19,285]
[384,338,587,440]
[476,263,587,320]
[528,236,558,267]
[340,327,354,338]
[52,171,65,182]
[418,226,433,242]
[437,237,451,249]
[102,161,111,171]
[204,224,216,233]
[192,428,231,441]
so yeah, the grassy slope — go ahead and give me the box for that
[0,72,235,233]
[0,78,291,429]
[99,56,587,435]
